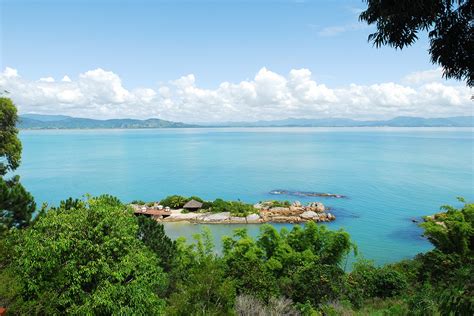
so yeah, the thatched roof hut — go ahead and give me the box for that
[183,199,203,211]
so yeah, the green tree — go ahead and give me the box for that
[0,97,35,234]
[167,229,236,315]
[346,259,408,308]
[360,0,473,86]
[160,195,188,208]
[137,215,177,272]
[222,223,355,305]
[0,195,167,315]
[420,198,473,256]
[415,199,474,314]
[0,97,22,175]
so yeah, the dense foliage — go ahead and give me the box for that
[360,0,473,86]
[0,195,168,314]
[137,215,176,272]
[222,223,355,304]
[209,198,255,217]
[1,195,473,314]
[0,97,36,235]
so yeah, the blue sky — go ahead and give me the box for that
[1,0,435,87]
[0,0,470,121]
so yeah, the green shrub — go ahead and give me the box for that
[270,200,291,208]
[160,195,188,208]
[347,259,408,308]
[209,198,255,217]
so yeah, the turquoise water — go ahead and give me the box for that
[18,128,473,265]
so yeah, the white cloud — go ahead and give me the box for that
[3,67,19,78]
[61,75,72,82]
[0,67,471,122]
[39,77,55,82]
[402,68,444,85]
[317,23,370,37]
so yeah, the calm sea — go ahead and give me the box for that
[18,127,473,265]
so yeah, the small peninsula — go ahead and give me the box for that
[130,195,336,224]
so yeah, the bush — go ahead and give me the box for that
[235,295,300,316]
[346,259,407,308]
[289,263,346,306]
[270,200,291,208]
[210,198,255,217]
[160,195,188,208]
[167,229,236,315]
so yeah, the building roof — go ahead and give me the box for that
[183,199,203,209]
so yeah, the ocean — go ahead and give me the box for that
[18,127,473,265]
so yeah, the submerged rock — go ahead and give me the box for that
[269,189,346,198]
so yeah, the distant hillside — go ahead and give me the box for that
[210,116,473,127]
[18,114,196,129]
[18,114,473,129]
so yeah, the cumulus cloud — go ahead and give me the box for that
[402,68,444,85]
[39,77,55,83]
[0,67,471,122]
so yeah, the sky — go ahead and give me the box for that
[0,0,472,122]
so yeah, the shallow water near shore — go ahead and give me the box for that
[18,127,473,265]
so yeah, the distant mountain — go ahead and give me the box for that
[210,116,473,127]
[18,114,473,129]
[379,116,473,127]
[18,114,196,129]
[21,114,73,122]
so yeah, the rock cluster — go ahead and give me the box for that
[258,201,334,223]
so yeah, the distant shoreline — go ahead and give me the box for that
[18,114,473,129]
[19,126,474,131]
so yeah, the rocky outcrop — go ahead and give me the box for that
[258,200,334,223]
[308,202,325,212]
[301,211,318,219]
[153,200,335,224]
[246,213,261,223]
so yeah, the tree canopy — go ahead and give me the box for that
[0,195,167,315]
[360,0,473,86]
[0,97,22,176]
[1,196,473,314]
[420,198,473,256]
[0,97,35,233]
